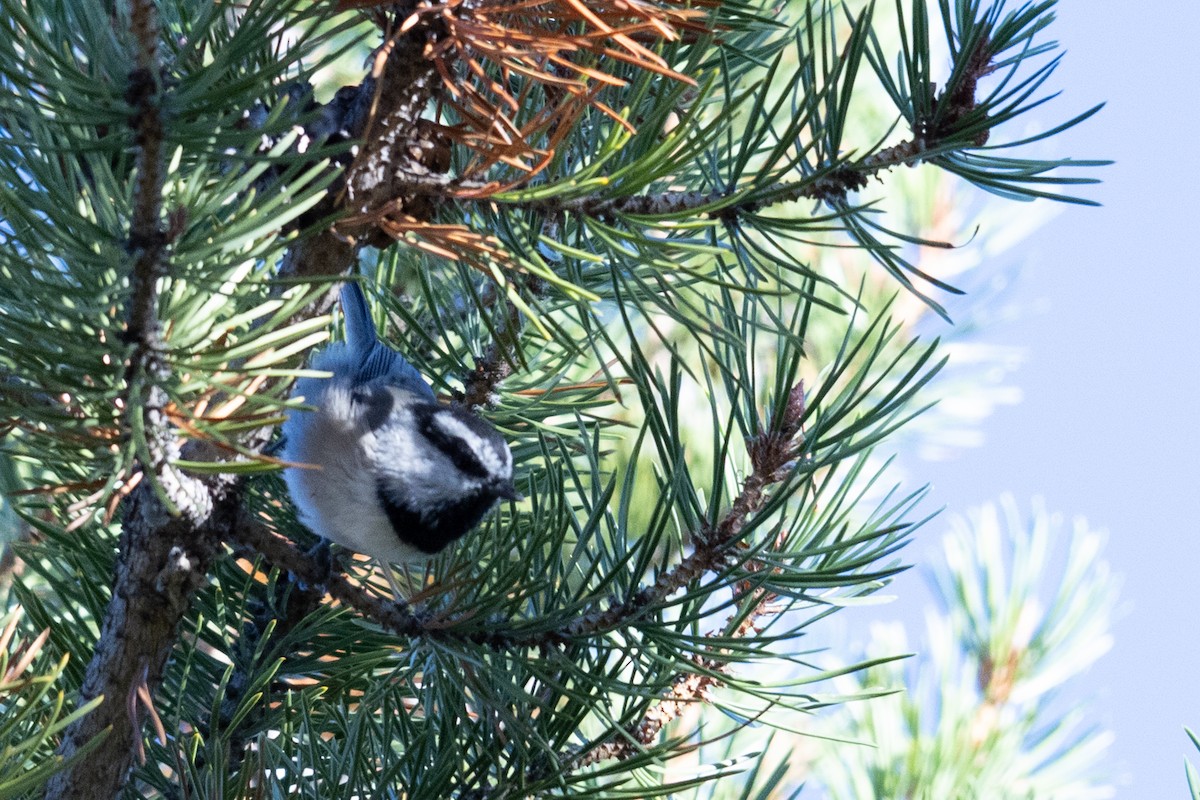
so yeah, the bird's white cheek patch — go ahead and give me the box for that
[366,410,433,480]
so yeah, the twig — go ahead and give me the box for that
[501,34,999,221]
[198,380,805,800]
[567,586,782,772]
[227,512,425,636]
[120,3,167,372]
[556,385,806,769]
[460,283,522,410]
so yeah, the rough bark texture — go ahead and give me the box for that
[44,483,234,798]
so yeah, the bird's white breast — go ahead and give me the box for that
[282,378,430,564]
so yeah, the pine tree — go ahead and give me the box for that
[808,497,1119,799]
[0,1,1104,798]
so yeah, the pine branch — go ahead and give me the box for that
[44,485,237,800]
[404,0,705,182]
[341,21,448,225]
[502,42,1001,224]
[565,382,805,638]
[0,1,1105,796]
[121,11,167,373]
[229,511,427,638]
[562,595,778,777]
[449,16,1055,257]
[39,11,538,786]
[34,52,393,789]
[230,381,806,655]
[460,289,521,410]
[543,385,808,776]
[471,513,794,797]
[44,4,224,796]
[222,378,808,796]
[808,497,1118,798]
[278,12,449,283]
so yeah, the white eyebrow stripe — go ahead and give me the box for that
[432,411,507,476]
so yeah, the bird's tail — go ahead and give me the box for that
[337,279,434,398]
[340,282,378,353]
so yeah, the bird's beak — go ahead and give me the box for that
[496,479,523,502]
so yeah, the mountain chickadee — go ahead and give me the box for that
[281,282,519,596]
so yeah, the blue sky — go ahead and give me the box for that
[901,2,1200,796]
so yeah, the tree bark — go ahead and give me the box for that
[44,482,234,799]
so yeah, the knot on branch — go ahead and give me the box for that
[153,545,205,606]
[917,35,996,148]
[462,351,513,409]
[746,381,807,481]
[460,285,524,409]
[345,119,454,225]
[633,665,720,745]
[801,167,871,204]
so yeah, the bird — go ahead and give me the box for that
[281,281,520,598]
